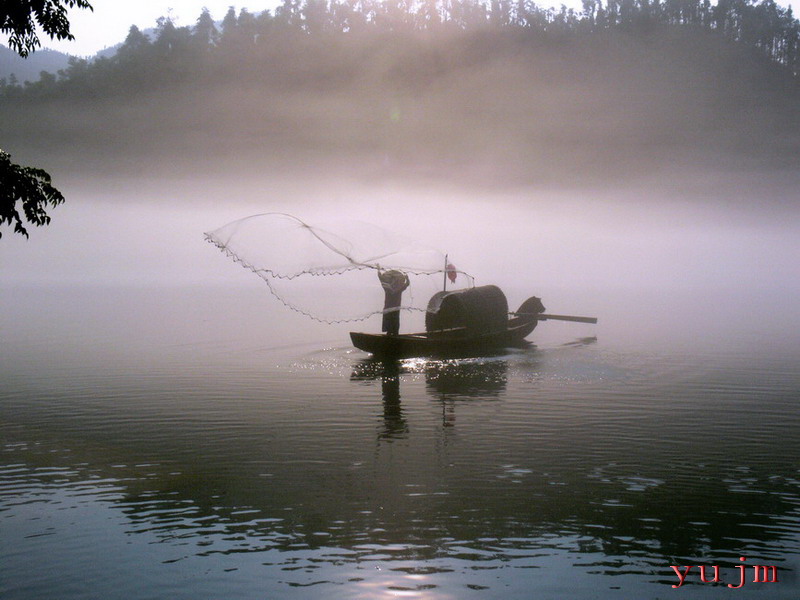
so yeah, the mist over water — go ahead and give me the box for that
[4,173,799,345]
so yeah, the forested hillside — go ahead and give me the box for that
[1,0,797,186]
[0,45,71,84]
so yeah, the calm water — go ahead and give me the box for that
[2,284,800,599]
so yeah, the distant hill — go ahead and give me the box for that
[0,45,72,83]
[0,23,159,83]
[1,3,797,188]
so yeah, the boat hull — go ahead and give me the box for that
[350,317,537,359]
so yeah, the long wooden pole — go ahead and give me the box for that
[443,253,448,292]
[512,312,598,324]
[534,313,598,324]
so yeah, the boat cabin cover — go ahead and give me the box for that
[425,285,509,335]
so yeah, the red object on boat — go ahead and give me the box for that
[446,263,457,283]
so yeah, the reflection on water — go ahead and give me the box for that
[351,360,409,440]
[352,355,513,436]
[2,287,800,599]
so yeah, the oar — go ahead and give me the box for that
[512,312,598,324]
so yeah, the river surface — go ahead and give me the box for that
[2,280,799,599]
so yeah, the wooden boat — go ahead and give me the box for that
[350,313,537,358]
[350,285,596,359]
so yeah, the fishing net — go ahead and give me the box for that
[204,213,474,324]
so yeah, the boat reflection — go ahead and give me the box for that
[351,352,522,433]
[423,357,509,398]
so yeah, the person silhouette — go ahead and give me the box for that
[378,269,410,335]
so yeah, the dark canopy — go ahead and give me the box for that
[426,285,509,335]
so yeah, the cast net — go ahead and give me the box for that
[204,213,474,324]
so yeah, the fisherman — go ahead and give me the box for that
[378,268,410,336]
